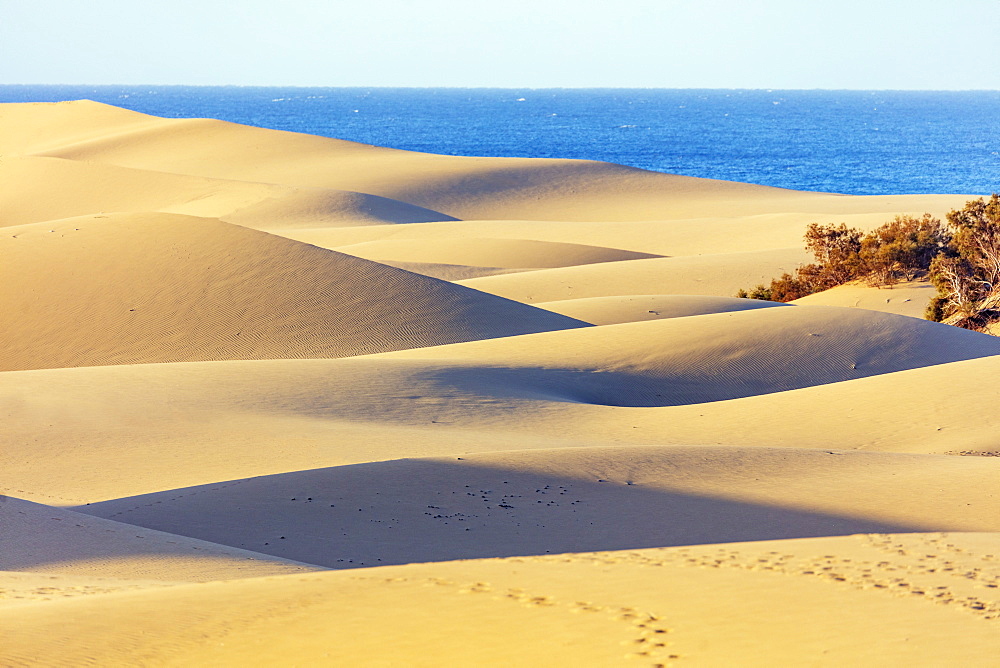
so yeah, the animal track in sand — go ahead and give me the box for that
[97,479,252,519]
[1,488,82,505]
[420,481,582,527]
[811,541,995,616]
[515,535,1000,622]
[353,574,680,666]
[0,579,155,605]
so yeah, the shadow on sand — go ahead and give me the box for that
[59,457,944,571]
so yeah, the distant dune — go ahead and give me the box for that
[332,237,663,269]
[534,294,789,325]
[3,100,997,666]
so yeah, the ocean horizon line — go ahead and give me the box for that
[5,83,1000,93]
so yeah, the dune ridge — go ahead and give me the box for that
[1,496,322,581]
[3,100,997,666]
[0,154,461,230]
[0,211,586,371]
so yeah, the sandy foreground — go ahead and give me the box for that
[2,100,999,666]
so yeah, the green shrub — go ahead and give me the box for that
[859,214,949,285]
[737,210,954,305]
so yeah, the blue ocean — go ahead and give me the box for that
[3,85,998,196]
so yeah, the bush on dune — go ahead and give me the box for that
[860,213,950,286]
[926,194,1000,329]
[738,216,948,301]
[738,194,1000,332]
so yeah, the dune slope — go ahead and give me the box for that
[3,533,998,667]
[0,154,460,230]
[457,249,811,302]
[376,304,1000,406]
[332,237,662,269]
[534,294,789,325]
[0,497,320,581]
[4,305,1000,506]
[75,446,1000,569]
[0,212,586,371]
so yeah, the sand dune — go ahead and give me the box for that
[4,101,791,221]
[0,154,460,230]
[0,100,166,155]
[534,294,788,325]
[376,305,1000,406]
[792,279,936,319]
[3,533,998,666]
[221,187,460,229]
[272,212,958,298]
[358,260,527,281]
[246,209,964,262]
[75,446,1000,569]
[0,496,320,581]
[0,211,585,371]
[5,100,997,665]
[7,351,1000,511]
[4,100,971,223]
[458,248,812,302]
[5,305,1000,506]
[0,155,282,227]
[333,237,662,269]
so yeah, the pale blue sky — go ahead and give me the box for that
[2,0,998,88]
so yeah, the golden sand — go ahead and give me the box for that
[2,100,997,666]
